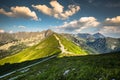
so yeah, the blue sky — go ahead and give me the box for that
[0,0,120,38]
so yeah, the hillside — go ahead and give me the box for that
[0,30,54,59]
[56,34,88,56]
[0,33,17,46]
[0,33,88,65]
[61,33,99,54]
[1,52,120,80]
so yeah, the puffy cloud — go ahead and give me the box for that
[104,16,120,26]
[99,16,120,37]
[102,16,120,33]
[32,0,80,20]
[50,0,64,13]
[0,6,38,20]
[54,17,100,32]
[0,29,5,33]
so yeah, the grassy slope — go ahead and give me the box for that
[2,52,120,80]
[0,33,89,65]
[56,34,88,55]
[0,34,61,65]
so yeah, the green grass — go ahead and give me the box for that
[0,33,89,65]
[1,52,120,80]
[0,43,27,59]
[0,34,61,65]
[56,34,88,55]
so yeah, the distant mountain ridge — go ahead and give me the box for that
[74,32,120,53]
[0,30,120,62]
[76,32,105,40]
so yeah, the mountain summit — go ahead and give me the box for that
[93,33,105,39]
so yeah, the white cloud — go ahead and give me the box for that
[18,26,26,29]
[9,30,13,33]
[102,16,120,33]
[99,16,120,37]
[32,0,80,20]
[54,17,100,32]
[0,6,38,21]
[0,29,5,33]
[104,16,120,26]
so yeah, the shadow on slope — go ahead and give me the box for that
[0,51,120,80]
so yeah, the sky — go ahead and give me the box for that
[0,0,120,38]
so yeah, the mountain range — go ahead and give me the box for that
[0,30,120,65]
[74,33,120,53]
[0,30,88,65]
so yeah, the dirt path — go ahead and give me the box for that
[54,34,72,54]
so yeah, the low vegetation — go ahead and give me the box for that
[0,34,61,65]
[56,34,88,55]
[1,52,120,80]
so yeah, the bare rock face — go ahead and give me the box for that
[44,29,54,37]
[0,29,54,47]
[73,33,120,53]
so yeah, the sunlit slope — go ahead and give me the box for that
[0,34,61,65]
[56,34,88,55]
[0,33,88,65]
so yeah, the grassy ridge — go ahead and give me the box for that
[2,52,120,80]
[19,52,120,80]
[0,34,61,65]
[56,34,88,55]
[0,33,89,65]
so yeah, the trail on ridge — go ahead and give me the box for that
[54,34,72,54]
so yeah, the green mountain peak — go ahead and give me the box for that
[0,33,88,65]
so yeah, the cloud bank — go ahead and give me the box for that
[104,16,120,26]
[54,17,100,32]
[53,16,120,37]
[100,16,120,36]
[32,0,80,20]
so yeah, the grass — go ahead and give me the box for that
[1,52,120,80]
[56,34,88,55]
[0,33,89,65]
[0,34,61,65]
